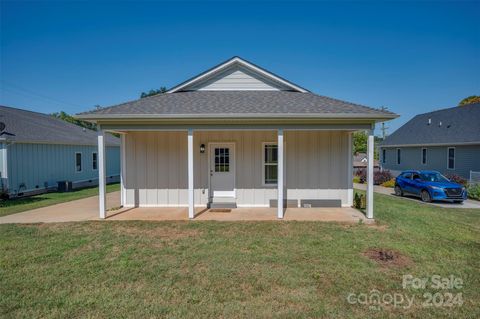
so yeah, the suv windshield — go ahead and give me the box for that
[419,172,450,183]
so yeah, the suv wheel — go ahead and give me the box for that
[394,185,403,197]
[421,190,432,203]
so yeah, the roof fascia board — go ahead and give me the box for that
[166,57,308,93]
[100,123,372,131]
[8,141,120,147]
[380,142,480,148]
[77,113,397,121]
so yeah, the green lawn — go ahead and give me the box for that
[0,192,479,318]
[0,183,120,217]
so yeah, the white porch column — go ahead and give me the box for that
[366,128,374,219]
[98,129,107,219]
[188,129,194,219]
[347,132,353,206]
[120,134,126,207]
[277,129,284,219]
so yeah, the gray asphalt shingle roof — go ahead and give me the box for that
[380,103,480,146]
[78,91,396,119]
[0,105,119,145]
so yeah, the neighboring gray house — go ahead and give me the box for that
[379,103,480,179]
[77,56,397,220]
[0,105,120,197]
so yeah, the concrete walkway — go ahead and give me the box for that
[0,191,121,224]
[0,191,368,224]
[354,183,480,209]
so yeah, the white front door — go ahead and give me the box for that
[209,144,235,198]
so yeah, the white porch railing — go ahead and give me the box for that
[469,171,480,185]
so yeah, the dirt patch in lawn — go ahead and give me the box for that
[113,224,202,240]
[367,223,389,232]
[363,248,412,268]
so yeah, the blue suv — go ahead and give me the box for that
[395,170,467,203]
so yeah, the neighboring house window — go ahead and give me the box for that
[75,152,82,172]
[447,147,455,169]
[263,143,278,185]
[382,149,386,164]
[397,148,401,165]
[92,152,98,170]
[421,148,427,165]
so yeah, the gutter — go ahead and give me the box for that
[76,112,399,121]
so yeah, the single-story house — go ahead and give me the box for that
[0,105,120,197]
[379,103,480,179]
[353,152,379,173]
[77,56,397,219]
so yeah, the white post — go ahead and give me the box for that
[120,134,126,207]
[277,129,284,219]
[98,129,106,219]
[188,129,194,219]
[1,141,8,183]
[347,132,353,206]
[366,128,374,219]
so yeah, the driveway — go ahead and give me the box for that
[354,183,480,209]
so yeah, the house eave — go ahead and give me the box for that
[379,141,480,148]
[76,113,398,122]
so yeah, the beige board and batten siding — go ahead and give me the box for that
[188,65,285,91]
[123,131,350,207]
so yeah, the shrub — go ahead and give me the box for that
[354,169,392,185]
[467,184,480,201]
[353,176,361,184]
[353,193,366,209]
[381,178,396,188]
[374,170,392,185]
[356,169,366,183]
[445,174,467,186]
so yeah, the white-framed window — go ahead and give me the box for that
[421,148,427,165]
[214,147,230,172]
[75,152,82,172]
[92,152,98,170]
[397,148,401,165]
[382,149,386,164]
[447,147,455,170]
[262,143,278,186]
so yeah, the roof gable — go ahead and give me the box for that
[167,56,308,93]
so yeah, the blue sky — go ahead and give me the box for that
[1,1,479,135]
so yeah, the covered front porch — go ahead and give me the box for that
[105,206,370,222]
[96,124,376,220]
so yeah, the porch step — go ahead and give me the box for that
[208,202,237,209]
[211,197,236,204]
[209,197,237,209]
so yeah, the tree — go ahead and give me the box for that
[353,131,380,159]
[353,131,367,154]
[459,95,480,106]
[140,87,167,98]
[51,111,97,131]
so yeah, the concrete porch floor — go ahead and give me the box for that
[107,206,369,222]
[0,191,370,224]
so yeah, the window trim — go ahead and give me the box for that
[92,152,98,171]
[75,152,82,173]
[262,142,278,187]
[447,147,455,170]
[421,148,427,165]
[396,148,401,165]
[382,149,386,164]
